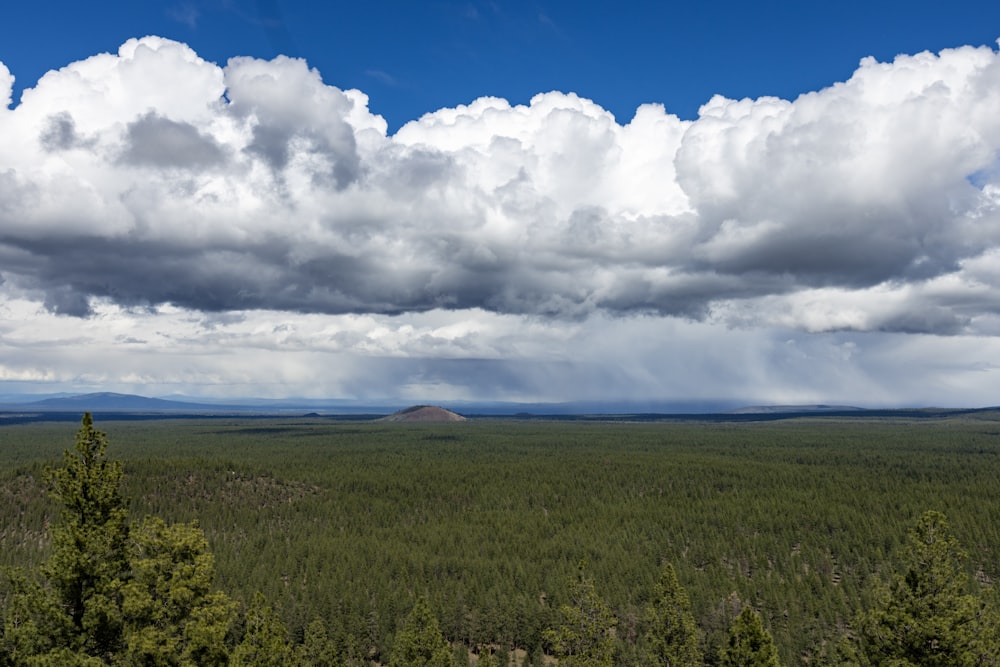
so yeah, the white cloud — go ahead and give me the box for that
[3,37,1000,403]
[0,62,12,110]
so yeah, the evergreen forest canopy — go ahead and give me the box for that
[1,413,1000,665]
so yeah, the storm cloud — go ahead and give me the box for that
[2,36,1000,338]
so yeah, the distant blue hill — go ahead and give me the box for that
[0,392,399,415]
[13,392,225,412]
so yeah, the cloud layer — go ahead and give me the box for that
[1,37,1000,336]
[5,292,995,407]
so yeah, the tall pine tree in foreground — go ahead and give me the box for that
[856,510,996,667]
[1,414,243,667]
[2,413,131,664]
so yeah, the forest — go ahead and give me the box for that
[1,411,1000,665]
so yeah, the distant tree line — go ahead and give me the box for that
[2,415,999,665]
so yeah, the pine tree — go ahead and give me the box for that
[857,510,985,667]
[542,564,617,667]
[338,632,370,667]
[477,649,499,667]
[1,568,81,664]
[295,619,337,667]
[1,414,133,664]
[45,413,131,661]
[231,592,293,667]
[0,414,246,667]
[389,595,456,667]
[720,605,782,667]
[451,642,471,667]
[527,643,546,667]
[120,517,236,666]
[642,562,702,666]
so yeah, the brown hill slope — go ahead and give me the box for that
[378,405,467,422]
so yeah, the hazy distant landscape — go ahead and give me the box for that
[1,390,990,421]
[0,391,748,416]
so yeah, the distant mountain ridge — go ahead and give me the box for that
[14,392,222,412]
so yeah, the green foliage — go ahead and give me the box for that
[525,644,545,667]
[1,568,77,665]
[720,605,782,667]
[543,565,617,667]
[5,414,1000,664]
[642,562,702,666]
[477,649,498,667]
[120,516,235,666]
[336,631,371,667]
[41,413,130,661]
[451,643,471,667]
[389,595,455,667]
[1,415,241,667]
[230,592,292,667]
[294,619,337,666]
[0,414,132,664]
[856,510,986,667]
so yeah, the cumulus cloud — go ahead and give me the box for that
[0,62,12,110]
[2,37,1000,337]
[120,112,227,168]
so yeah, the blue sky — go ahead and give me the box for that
[5,1,1000,130]
[2,2,1000,407]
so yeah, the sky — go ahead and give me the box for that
[2,2,1000,407]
